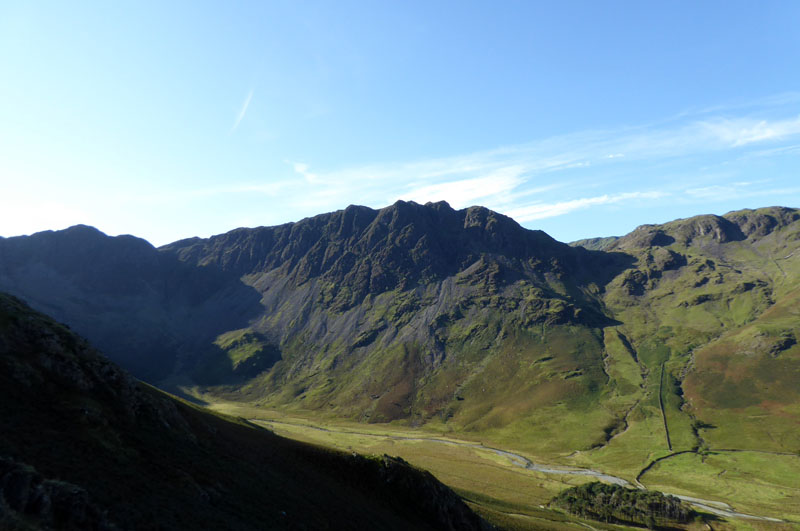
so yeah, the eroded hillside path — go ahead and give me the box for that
[253,418,783,523]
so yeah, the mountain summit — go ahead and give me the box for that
[162,200,614,309]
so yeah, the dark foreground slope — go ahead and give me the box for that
[0,293,487,531]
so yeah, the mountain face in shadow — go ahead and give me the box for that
[0,225,264,382]
[0,203,631,430]
[0,293,488,530]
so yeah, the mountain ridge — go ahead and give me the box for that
[1,203,799,458]
[160,200,620,309]
[570,205,799,250]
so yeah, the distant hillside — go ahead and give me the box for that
[0,225,263,381]
[2,203,799,460]
[569,236,620,251]
[0,293,487,530]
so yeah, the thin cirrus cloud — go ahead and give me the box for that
[685,182,800,201]
[230,88,254,133]
[505,192,669,223]
[699,115,800,147]
[398,167,527,207]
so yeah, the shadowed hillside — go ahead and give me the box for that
[0,225,264,381]
[0,293,488,530]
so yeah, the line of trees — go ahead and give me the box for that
[551,482,693,529]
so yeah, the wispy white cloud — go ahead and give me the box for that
[397,166,526,208]
[685,185,741,200]
[291,161,323,184]
[275,112,800,212]
[700,116,800,147]
[506,191,669,222]
[230,88,254,133]
[204,97,800,232]
[685,181,800,202]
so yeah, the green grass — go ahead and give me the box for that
[184,210,800,528]
[683,288,800,454]
[213,328,270,367]
[249,417,635,530]
[225,411,794,530]
[639,451,800,523]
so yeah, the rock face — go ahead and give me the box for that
[0,293,489,530]
[163,200,610,309]
[724,206,800,238]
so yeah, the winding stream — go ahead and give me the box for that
[254,419,784,523]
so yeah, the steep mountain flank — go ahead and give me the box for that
[0,293,488,530]
[160,201,632,446]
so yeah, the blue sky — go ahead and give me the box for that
[1,1,799,246]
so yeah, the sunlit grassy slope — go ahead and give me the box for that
[569,208,800,524]
[193,206,800,526]
[640,451,800,522]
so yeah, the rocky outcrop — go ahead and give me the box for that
[612,215,747,250]
[0,293,192,434]
[375,455,491,531]
[724,206,800,239]
[0,457,114,531]
[331,455,492,531]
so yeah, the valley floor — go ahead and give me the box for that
[203,399,799,531]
